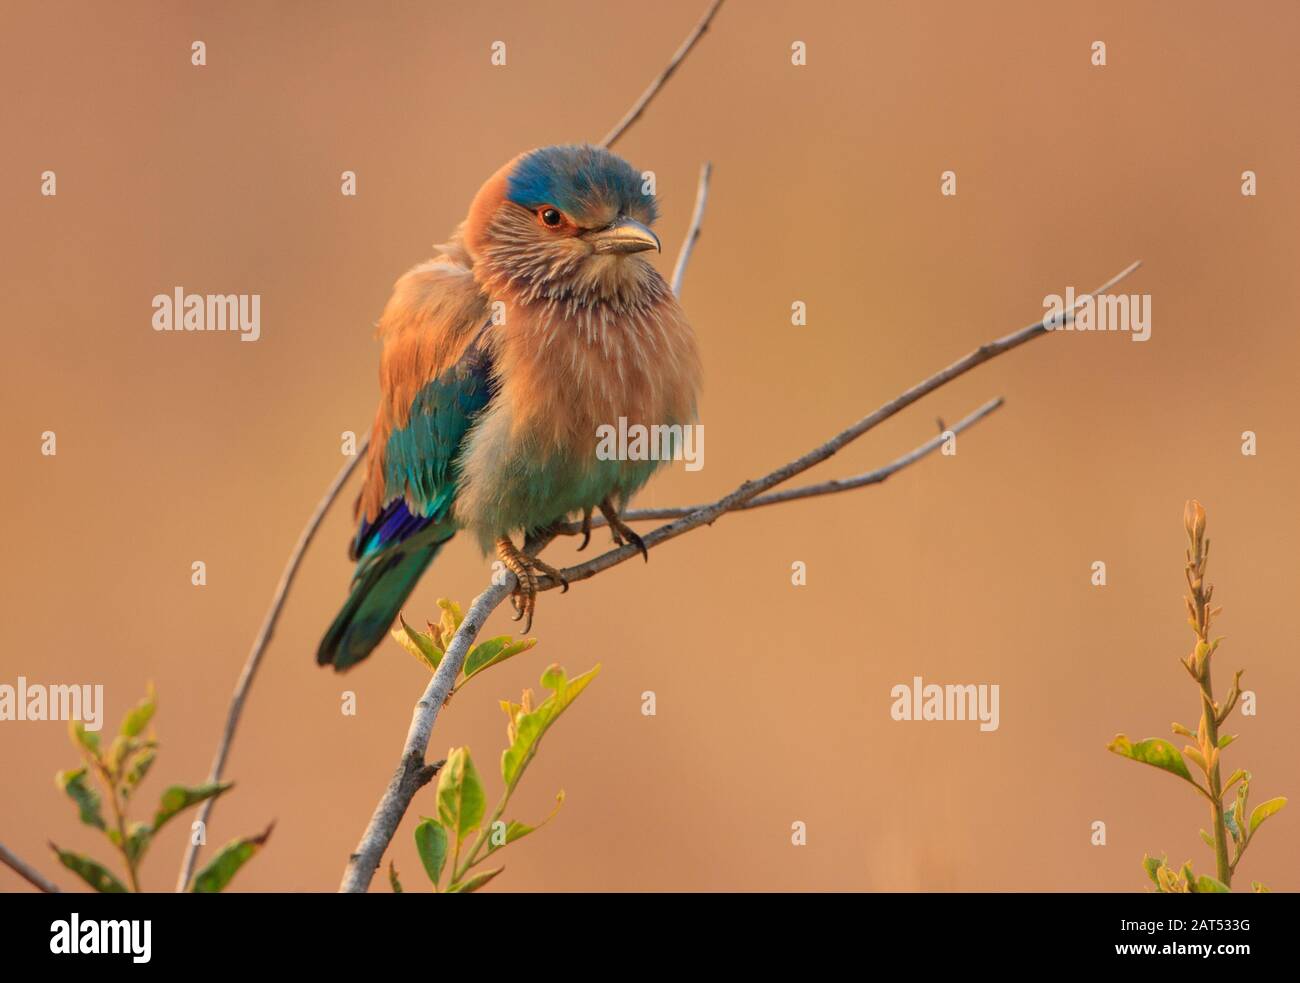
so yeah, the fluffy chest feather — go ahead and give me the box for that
[453,283,701,543]
[503,289,697,444]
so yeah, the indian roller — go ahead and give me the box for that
[317,145,702,671]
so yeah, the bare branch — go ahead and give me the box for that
[0,841,60,893]
[671,162,712,297]
[175,446,367,890]
[337,580,507,892]
[553,395,1005,533]
[598,0,727,150]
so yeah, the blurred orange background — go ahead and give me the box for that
[2,0,1297,892]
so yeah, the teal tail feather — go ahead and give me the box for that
[316,539,447,672]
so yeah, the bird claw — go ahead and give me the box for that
[510,594,533,634]
[628,528,648,562]
[599,498,648,562]
[576,507,593,552]
[495,536,569,634]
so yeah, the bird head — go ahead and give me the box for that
[464,145,662,302]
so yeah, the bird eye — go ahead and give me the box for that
[539,207,562,227]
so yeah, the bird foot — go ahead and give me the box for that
[599,497,648,561]
[576,506,593,551]
[532,512,594,552]
[495,536,568,633]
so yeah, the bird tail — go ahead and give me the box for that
[316,538,449,672]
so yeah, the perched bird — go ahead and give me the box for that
[318,145,702,671]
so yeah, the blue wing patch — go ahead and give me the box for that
[351,326,494,563]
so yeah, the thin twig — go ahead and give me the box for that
[597,0,727,150]
[671,162,712,297]
[337,584,506,892]
[0,841,60,893]
[554,395,1005,532]
[175,445,367,890]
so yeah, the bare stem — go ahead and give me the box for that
[110,785,141,894]
[552,396,1005,533]
[671,162,712,297]
[598,0,727,150]
[338,582,508,892]
[0,841,61,893]
[91,755,142,893]
[1202,680,1230,885]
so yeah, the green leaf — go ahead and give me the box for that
[190,823,273,893]
[464,637,510,675]
[119,685,156,738]
[414,817,448,889]
[107,823,152,865]
[501,665,601,791]
[463,636,536,682]
[436,748,486,840]
[500,820,534,844]
[1106,735,1196,785]
[106,736,131,774]
[1223,768,1249,794]
[123,823,151,865]
[1223,809,1241,843]
[68,720,100,757]
[1198,829,1214,848]
[1252,881,1271,893]
[389,861,403,894]
[446,866,503,893]
[1194,875,1230,893]
[1141,854,1166,889]
[122,749,156,798]
[392,616,443,672]
[1217,733,1237,749]
[56,767,105,831]
[152,782,231,834]
[105,735,157,781]
[485,791,566,859]
[1232,780,1253,832]
[1248,797,1286,836]
[49,845,127,893]
[435,598,464,638]
[1193,640,1211,675]
[1156,865,1182,893]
